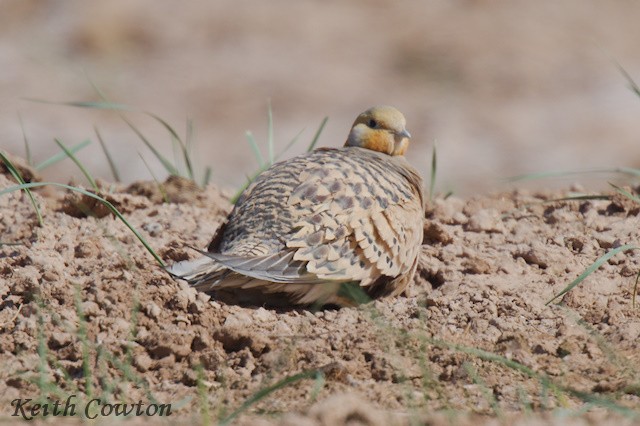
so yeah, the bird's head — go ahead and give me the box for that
[344,106,411,156]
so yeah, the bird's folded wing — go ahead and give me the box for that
[285,169,424,288]
[197,249,328,284]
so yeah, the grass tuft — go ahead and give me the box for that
[231,113,328,204]
[0,151,44,226]
[27,96,201,183]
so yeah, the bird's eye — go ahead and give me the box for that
[368,119,377,128]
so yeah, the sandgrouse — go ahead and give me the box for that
[168,106,424,306]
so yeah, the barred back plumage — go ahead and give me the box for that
[167,106,425,306]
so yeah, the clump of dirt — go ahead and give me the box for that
[1,161,639,425]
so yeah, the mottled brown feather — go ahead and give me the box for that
[167,106,424,306]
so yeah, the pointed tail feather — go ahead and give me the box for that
[166,256,223,283]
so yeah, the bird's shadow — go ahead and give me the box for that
[202,282,372,313]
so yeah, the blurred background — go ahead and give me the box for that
[3,0,640,195]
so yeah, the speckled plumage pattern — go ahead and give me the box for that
[168,106,424,306]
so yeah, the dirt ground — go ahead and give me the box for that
[1,156,639,425]
[4,2,640,424]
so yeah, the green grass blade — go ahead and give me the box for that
[35,139,92,171]
[309,370,325,403]
[500,194,611,220]
[267,101,274,165]
[549,195,611,202]
[24,98,135,111]
[517,386,533,414]
[428,337,537,380]
[0,182,164,266]
[73,284,93,399]
[185,118,195,179]
[230,169,264,205]
[245,131,265,167]
[94,126,121,182]
[508,167,640,182]
[146,112,193,179]
[234,114,328,205]
[307,117,328,152]
[54,138,98,191]
[30,93,186,178]
[615,166,640,177]
[35,296,52,400]
[219,369,323,426]
[429,143,437,202]
[463,362,502,418]
[507,170,586,182]
[172,136,181,175]
[559,306,632,367]
[546,243,639,305]
[139,153,169,204]
[617,62,640,98]
[120,115,178,176]
[186,118,194,152]
[18,114,32,166]
[634,272,640,309]
[427,337,638,417]
[576,183,640,309]
[610,182,640,203]
[337,282,372,305]
[195,363,211,425]
[273,127,306,162]
[202,166,212,188]
[0,151,43,226]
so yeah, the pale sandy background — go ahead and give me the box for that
[3,0,640,194]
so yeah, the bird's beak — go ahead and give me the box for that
[399,129,411,139]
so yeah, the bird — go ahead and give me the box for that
[167,106,425,307]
